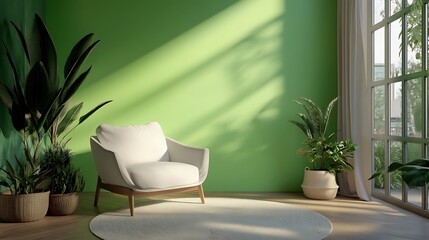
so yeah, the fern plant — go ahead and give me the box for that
[290,97,357,173]
[40,145,84,194]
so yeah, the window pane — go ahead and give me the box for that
[390,18,402,78]
[371,0,428,213]
[373,28,385,81]
[408,188,422,206]
[390,0,401,16]
[390,141,403,200]
[406,79,422,137]
[406,6,422,74]
[373,86,386,134]
[373,140,385,192]
[373,0,385,24]
[406,143,422,207]
[390,82,402,136]
[407,143,421,161]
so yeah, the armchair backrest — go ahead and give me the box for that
[96,122,169,166]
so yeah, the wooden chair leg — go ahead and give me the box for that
[94,176,102,206]
[198,185,205,204]
[128,192,135,216]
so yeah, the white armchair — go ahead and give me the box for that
[90,122,209,216]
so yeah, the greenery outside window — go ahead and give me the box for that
[370,0,428,215]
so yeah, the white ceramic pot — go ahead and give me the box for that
[301,168,339,200]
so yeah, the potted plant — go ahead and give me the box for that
[40,145,84,215]
[290,97,357,199]
[0,150,51,222]
[0,14,110,220]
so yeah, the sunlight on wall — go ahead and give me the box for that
[45,0,338,192]
[69,0,285,153]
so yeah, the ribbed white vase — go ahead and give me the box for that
[301,168,339,200]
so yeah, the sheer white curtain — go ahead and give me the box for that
[337,0,372,201]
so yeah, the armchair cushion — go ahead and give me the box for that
[128,162,199,190]
[96,122,169,166]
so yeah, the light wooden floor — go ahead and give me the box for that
[0,192,428,240]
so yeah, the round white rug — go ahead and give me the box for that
[89,198,332,240]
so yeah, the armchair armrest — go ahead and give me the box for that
[166,137,209,183]
[90,136,135,188]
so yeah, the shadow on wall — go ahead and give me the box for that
[46,0,337,192]
[75,13,304,192]
[73,152,98,193]
[169,16,300,192]
[47,0,240,86]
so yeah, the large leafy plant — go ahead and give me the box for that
[0,14,110,194]
[0,14,111,147]
[290,97,357,173]
[370,158,429,188]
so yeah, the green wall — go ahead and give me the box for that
[0,0,45,174]
[42,0,337,192]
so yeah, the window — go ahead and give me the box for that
[370,0,428,214]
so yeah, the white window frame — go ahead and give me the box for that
[368,0,429,218]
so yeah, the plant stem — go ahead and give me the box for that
[59,124,78,144]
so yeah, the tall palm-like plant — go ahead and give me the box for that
[0,14,110,150]
[0,14,111,194]
[290,97,357,173]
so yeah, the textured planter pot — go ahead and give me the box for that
[301,169,339,200]
[0,191,50,222]
[48,192,79,216]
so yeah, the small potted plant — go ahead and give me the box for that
[290,97,357,199]
[40,145,85,216]
[0,155,51,222]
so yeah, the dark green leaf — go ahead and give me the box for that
[0,180,10,188]
[57,102,83,136]
[402,169,429,187]
[79,100,112,124]
[10,21,31,64]
[25,61,52,115]
[5,160,16,179]
[289,120,308,136]
[10,102,26,131]
[36,89,62,132]
[30,14,57,90]
[64,33,94,79]
[0,82,13,109]
[405,158,429,167]
[369,172,381,180]
[63,40,100,92]
[387,162,405,172]
[2,40,25,107]
[46,103,65,133]
[61,66,92,103]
